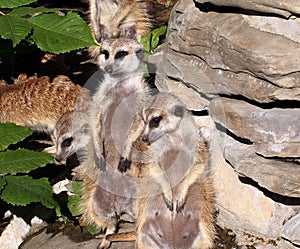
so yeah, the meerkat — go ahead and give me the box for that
[0,74,90,134]
[118,92,210,212]
[88,0,151,66]
[52,110,90,164]
[80,35,149,249]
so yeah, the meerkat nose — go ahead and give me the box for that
[141,135,149,144]
[104,64,113,73]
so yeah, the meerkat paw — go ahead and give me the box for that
[118,157,132,173]
[163,190,174,212]
[97,239,111,249]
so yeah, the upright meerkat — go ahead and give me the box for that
[119,92,210,212]
[0,74,89,134]
[81,35,149,249]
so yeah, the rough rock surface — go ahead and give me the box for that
[151,0,300,247]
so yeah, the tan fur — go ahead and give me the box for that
[80,38,149,249]
[120,92,210,212]
[0,74,89,134]
[136,180,215,249]
[105,180,215,248]
[106,231,136,242]
[53,109,91,163]
[88,0,151,64]
[89,0,150,42]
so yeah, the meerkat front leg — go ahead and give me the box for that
[98,224,116,249]
[142,162,174,211]
[175,160,206,213]
[118,114,145,173]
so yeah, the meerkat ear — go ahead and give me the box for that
[100,24,111,42]
[172,105,185,117]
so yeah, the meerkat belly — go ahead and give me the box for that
[138,181,215,249]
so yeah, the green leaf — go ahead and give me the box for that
[87,223,102,235]
[0,0,37,8]
[10,6,63,17]
[67,181,84,217]
[1,175,59,209]
[0,123,32,151]
[68,194,83,217]
[0,14,32,47]
[28,12,96,54]
[0,149,54,175]
[0,177,6,192]
[150,26,167,52]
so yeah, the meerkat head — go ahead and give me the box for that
[141,93,186,144]
[98,34,144,77]
[53,111,90,163]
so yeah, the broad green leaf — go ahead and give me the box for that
[150,26,167,52]
[0,14,31,47]
[72,180,83,196]
[0,123,32,151]
[0,149,53,175]
[10,6,63,17]
[0,0,37,8]
[87,223,102,235]
[1,175,59,210]
[28,12,96,54]
[67,181,83,216]
[0,177,6,192]
[68,194,83,217]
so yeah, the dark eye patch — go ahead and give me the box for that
[101,49,109,60]
[114,50,128,59]
[61,137,73,148]
[149,116,162,128]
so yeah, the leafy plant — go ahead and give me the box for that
[0,122,61,216]
[141,25,167,54]
[0,0,97,54]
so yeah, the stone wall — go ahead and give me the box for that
[149,0,300,247]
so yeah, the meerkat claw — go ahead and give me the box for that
[118,157,132,173]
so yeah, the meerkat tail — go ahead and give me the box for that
[106,231,136,242]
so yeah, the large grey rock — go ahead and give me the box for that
[220,133,300,198]
[195,0,300,18]
[158,0,300,102]
[209,97,300,158]
[213,157,298,248]
[281,212,300,246]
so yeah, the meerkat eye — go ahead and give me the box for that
[115,50,128,59]
[61,137,73,148]
[149,116,162,128]
[101,50,109,60]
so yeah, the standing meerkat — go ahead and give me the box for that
[119,92,210,212]
[81,34,149,249]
